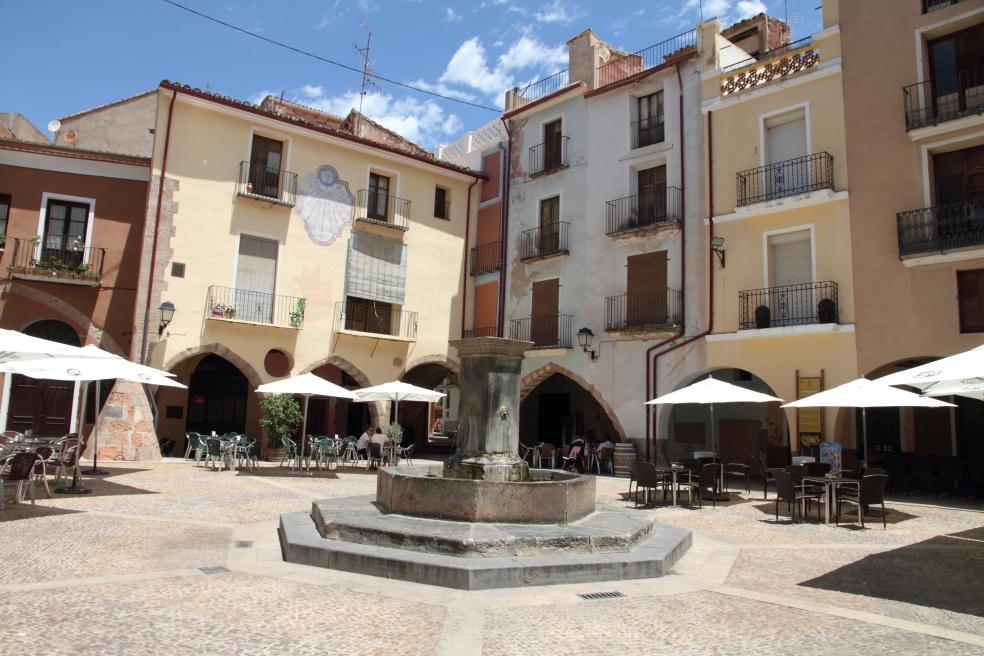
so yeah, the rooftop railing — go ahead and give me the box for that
[510,69,571,109]
[738,281,839,330]
[897,200,984,257]
[597,29,697,87]
[721,36,813,73]
[736,152,833,207]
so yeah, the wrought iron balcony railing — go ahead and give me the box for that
[509,314,574,350]
[903,66,984,131]
[528,136,569,176]
[924,0,968,13]
[631,116,665,149]
[596,29,696,87]
[605,289,681,333]
[333,300,417,339]
[463,326,502,338]
[519,221,569,261]
[206,285,306,328]
[738,281,839,330]
[606,187,682,235]
[736,151,834,207]
[8,238,105,284]
[897,200,984,257]
[510,69,570,109]
[355,189,411,230]
[237,161,297,206]
[470,241,502,276]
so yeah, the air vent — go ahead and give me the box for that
[577,591,625,600]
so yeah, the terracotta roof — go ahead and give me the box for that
[159,81,485,179]
[0,137,151,166]
[259,96,345,130]
[56,89,156,122]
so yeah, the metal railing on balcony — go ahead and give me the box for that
[605,289,681,332]
[511,69,570,109]
[470,241,502,275]
[903,66,984,131]
[738,281,839,330]
[897,200,984,257]
[924,0,966,12]
[355,189,411,230]
[721,36,813,73]
[606,187,682,235]
[509,314,574,350]
[596,29,697,87]
[631,115,665,149]
[206,285,306,328]
[463,326,502,338]
[528,136,569,176]
[520,222,570,261]
[237,161,297,206]
[333,301,417,339]
[736,152,834,206]
[8,238,105,284]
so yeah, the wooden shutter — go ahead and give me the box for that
[958,269,984,333]
[236,235,278,322]
[627,251,668,326]
[531,278,559,347]
[766,112,807,164]
[770,234,812,287]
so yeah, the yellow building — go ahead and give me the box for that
[139,83,483,453]
[688,11,858,467]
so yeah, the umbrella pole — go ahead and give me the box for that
[861,407,868,469]
[83,381,109,475]
[298,394,311,475]
[56,380,92,495]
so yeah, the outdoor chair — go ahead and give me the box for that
[368,443,383,469]
[184,432,202,460]
[280,437,298,468]
[771,468,821,523]
[520,444,537,465]
[561,445,582,472]
[628,460,642,500]
[32,446,53,498]
[936,458,964,497]
[536,443,555,469]
[54,438,81,484]
[836,474,888,529]
[234,437,256,470]
[634,462,664,507]
[1,452,42,510]
[592,447,614,475]
[204,437,231,472]
[724,458,751,494]
[398,443,414,466]
[678,464,720,508]
[789,464,825,498]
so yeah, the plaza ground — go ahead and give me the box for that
[1,458,983,655]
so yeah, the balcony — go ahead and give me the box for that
[206,285,305,328]
[508,69,570,110]
[463,326,502,338]
[528,136,569,177]
[924,0,968,13]
[355,189,411,231]
[236,161,297,207]
[721,41,820,96]
[333,301,417,340]
[606,187,682,236]
[7,238,104,286]
[897,200,984,257]
[605,289,682,333]
[596,29,697,88]
[903,67,984,131]
[509,314,574,350]
[736,152,834,207]
[631,116,664,149]
[470,241,502,276]
[738,281,839,330]
[519,222,569,262]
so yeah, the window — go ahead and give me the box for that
[958,269,984,333]
[367,172,390,222]
[636,91,664,147]
[0,194,9,247]
[538,196,561,255]
[434,187,450,220]
[765,110,807,165]
[248,134,284,199]
[543,119,563,171]
[43,198,90,268]
[934,145,984,206]
[928,23,984,117]
[235,235,278,323]
[767,229,813,326]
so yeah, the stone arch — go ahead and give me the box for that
[399,354,461,382]
[300,355,371,388]
[1,281,125,356]
[162,343,263,391]
[520,363,627,441]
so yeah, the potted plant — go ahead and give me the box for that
[289,298,306,328]
[210,303,226,318]
[259,393,303,461]
[384,422,404,445]
[224,305,237,320]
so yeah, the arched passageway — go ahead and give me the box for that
[519,371,622,448]
[401,361,459,451]
[7,319,81,436]
[306,362,369,438]
[185,354,249,436]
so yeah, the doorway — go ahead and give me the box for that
[7,320,80,436]
[186,355,248,436]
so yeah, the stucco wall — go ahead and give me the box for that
[55,93,157,158]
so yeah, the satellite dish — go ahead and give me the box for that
[47,119,61,133]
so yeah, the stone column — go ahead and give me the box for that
[88,379,162,461]
[444,337,532,482]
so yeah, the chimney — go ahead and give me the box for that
[567,29,607,90]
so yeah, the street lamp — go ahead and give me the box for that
[576,326,598,362]
[158,301,175,335]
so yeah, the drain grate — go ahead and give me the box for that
[199,566,230,575]
[235,540,253,549]
[577,591,625,600]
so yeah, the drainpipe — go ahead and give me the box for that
[139,89,176,365]
[647,107,717,462]
[460,177,479,337]
[496,119,512,337]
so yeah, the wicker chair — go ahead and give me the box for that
[1,452,42,510]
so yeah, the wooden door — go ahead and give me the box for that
[8,375,74,436]
[43,199,89,268]
[235,235,278,323]
[913,407,953,456]
[718,419,760,469]
[637,166,666,226]
[538,196,560,255]
[249,135,283,198]
[368,173,390,222]
[543,119,562,170]
[531,278,559,347]
[626,251,667,328]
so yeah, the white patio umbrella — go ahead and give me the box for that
[256,373,356,472]
[919,377,984,401]
[3,353,184,493]
[352,380,446,429]
[782,378,955,463]
[645,376,784,455]
[874,344,984,394]
[0,328,113,364]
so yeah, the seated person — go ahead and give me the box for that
[371,427,388,447]
[356,426,372,456]
[598,433,615,450]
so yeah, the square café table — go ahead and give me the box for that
[803,475,860,524]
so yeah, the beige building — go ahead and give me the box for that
[839,0,984,463]
[697,10,858,467]
[140,82,483,453]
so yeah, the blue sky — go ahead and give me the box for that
[1,0,821,149]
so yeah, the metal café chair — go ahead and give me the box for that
[184,432,202,460]
[398,443,414,466]
[1,452,42,510]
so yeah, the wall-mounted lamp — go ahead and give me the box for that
[576,326,598,362]
[158,301,175,335]
[711,235,726,268]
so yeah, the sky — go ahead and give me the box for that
[0,0,822,150]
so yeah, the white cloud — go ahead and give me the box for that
[531,0,584,24]
[497,35,567,71]
[673,0,768,27]
[445,7,462,21]
[735,0,767,19]
[438,34,567,102]
[440,37,514,96]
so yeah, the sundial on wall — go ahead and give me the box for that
[295,165,355,246]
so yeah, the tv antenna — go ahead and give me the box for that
[353,23,376,132]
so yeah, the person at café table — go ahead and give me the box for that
[371,427,388,447]
[598,433,615,450]
[356,425,372,457]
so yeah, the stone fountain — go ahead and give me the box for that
[279,338,690,590]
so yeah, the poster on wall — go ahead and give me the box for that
[797,372,824,452]
[819,441,842,471]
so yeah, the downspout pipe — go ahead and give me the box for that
[139,89,176,365]
[497,119,512,338]
[460,177,479,337]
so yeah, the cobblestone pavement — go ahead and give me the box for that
[1,458,982,655]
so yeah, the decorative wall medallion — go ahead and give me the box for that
[296,165,355,246]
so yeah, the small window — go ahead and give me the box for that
[247,134,285,199]
[0,194,9,247]
[958,269,984,333]
[171,262,186,278]
[434,187,450,220]
[636,91,664,148]
[367,173,391,222]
